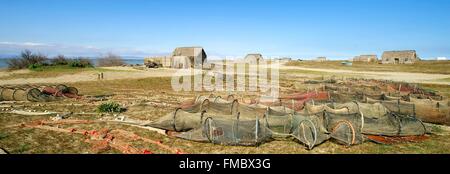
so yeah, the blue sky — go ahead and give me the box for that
[0,0,449,59]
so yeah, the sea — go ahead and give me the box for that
[0,58,145,69]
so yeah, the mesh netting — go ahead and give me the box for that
[332,102,389,119]
[177,117,273,146]
[149,94,432,149]
[409,97,450,125]
[325,111,427,137]
[323,112,364,145]
[0,85,79,102]
[146,108,243,132]
[191,95,239,115]
[0,87,56,102]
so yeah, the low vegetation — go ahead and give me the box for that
[7,50,48,70]
[97,102,126,113]
[97,53,125,67]
[7,50,94,70]
[286,60,450,74]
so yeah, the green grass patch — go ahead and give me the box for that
[97,102,127,113]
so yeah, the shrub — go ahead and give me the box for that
[51,55,69,65]
[7,50,48,69]
[97,53,125,67]
[97,102,126,113]
[28,63,44,70]
[69,58,94,68]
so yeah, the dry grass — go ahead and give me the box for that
[0,66,129,80]
[286,61,450,74]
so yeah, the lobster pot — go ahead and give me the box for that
[330,92,358,103]
[182,98,210,113]
[329,120,362,146]
[376,100,416,116]
[55,84,69,93]
[363,114,427,136]
[206,99,239,115]
[237,104,267,118]
[263,114,294,134]
[333,102,389,119]
[12,88,29,101]
[202,117,272,146]
[147,109,204,132]
[1,88,15,101]
[323,112,364,145]
[290,114,329,149]
[66,86,79,95]
[362,93,385,101]
[147,108,241,132]
[267,106,295,116]
[177,117,273,146]
[411,99,450,125]
[383,95,402,101]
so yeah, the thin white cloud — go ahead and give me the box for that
[0,41,166,57]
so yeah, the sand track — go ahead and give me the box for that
[1,65,449,85]
[278,65,450,85]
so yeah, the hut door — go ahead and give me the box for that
[394,58,400,64]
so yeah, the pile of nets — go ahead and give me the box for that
[310,78,449,125]
[0,84,81,102]
[147,95,429,149]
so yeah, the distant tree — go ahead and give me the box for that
[97,53,125,67]
[69,57,94,68]
[51,54,69,65]
[7,50,48,69]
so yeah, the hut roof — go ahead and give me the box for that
[245,54,263,60]
[172,47,207,59]
[382,50,417,59]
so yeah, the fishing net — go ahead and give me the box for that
[323,112,364,145]
[245,110,330,149]
[192,95,239,115]
[236,104,267,118]
[409,98,450,125]
[177,116,273,146]
[324,111,427,138]
[332,102,389,119]
[267,106,295,116]
[329,92,360,103]
[0,87,56,102]
[146,108,242,132]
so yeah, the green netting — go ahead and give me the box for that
[146,108,242,132]
[191,95,239,115]
[177,117,273,146]
[149,95,430,149]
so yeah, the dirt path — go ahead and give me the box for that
[0,67,202,85]
[1,65,449,86]
[278,65,450,85]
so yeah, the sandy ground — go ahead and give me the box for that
[0,69,30,78]
[277,64,450,85]
[1,64,449,85]
[0,67,203,85]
